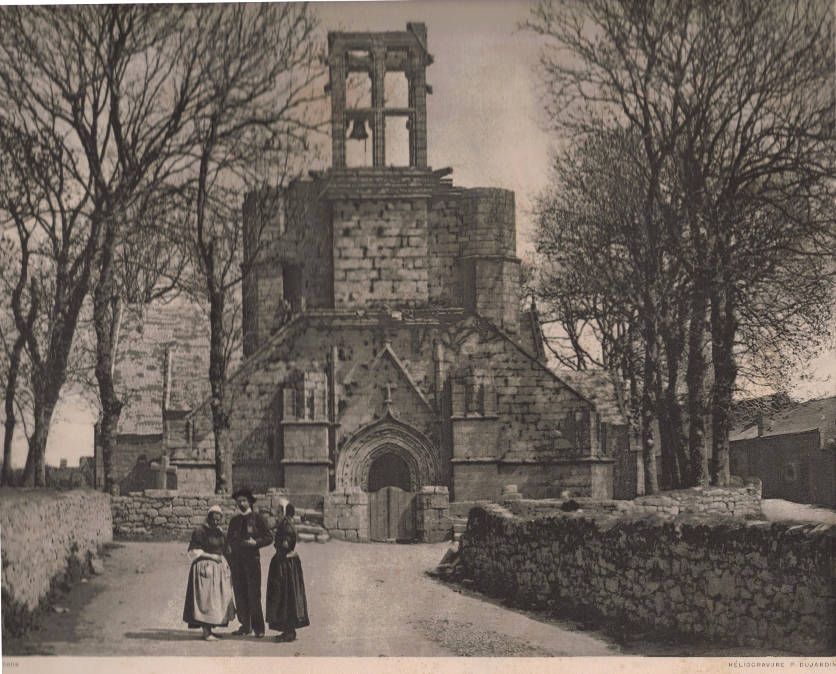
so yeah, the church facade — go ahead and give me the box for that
[179,23,626,513]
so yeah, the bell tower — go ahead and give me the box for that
[328,22,433,169]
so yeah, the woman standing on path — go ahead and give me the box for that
[265,500,310,642]
[182,505,236,641]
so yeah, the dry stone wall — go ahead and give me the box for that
[505,484,763,519]
[111,489,292,538]
[460,504,835,654]
[0,489,112,611]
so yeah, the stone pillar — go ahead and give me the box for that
[156,455,170,490]
[330,53,347,168]
[371,45,386,167]
[407,22,428,168]
[416,485,450,543]
[324,490,369,541]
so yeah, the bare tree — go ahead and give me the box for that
[533,128,690,492]
[0,6,323,490]
[178,4,325,493]
[527,0,835,489]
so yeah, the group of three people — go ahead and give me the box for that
[182,487,310,642]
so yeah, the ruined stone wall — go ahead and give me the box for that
[242,181,333,355]
[461,504,835,654]
[0,489,112,611]
[332,198,429,308]
[427,196,461,304]
[505,484,763,519]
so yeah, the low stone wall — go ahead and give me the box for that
[460,504,835,654]
[323,490,369,541]
[0,489,112,612]
[111,489,290,537]
[504,483,763,520]
[416,486,451,543]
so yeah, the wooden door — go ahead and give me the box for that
[369,486,416,541]
[369,488,389,541]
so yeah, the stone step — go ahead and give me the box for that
[297,508,324,526]
[296,523,327,536]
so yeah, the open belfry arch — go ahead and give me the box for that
[329,22,432,169]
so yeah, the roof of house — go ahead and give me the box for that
[743,395,836,444]
[113,299,211,436]
[548,367,628,426]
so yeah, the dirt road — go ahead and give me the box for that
[18,539,619,657]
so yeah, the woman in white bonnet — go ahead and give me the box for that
[182,505,236,640]
[265,498,310,642]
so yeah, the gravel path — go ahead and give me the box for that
[760,499,836,524]
[9,539,618,657]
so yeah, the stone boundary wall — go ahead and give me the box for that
[323,490,369,541]
[111,489,291,537]
[416,486,451,543]
[460,504,835,654]
[503,483,762,520]
[0,489,112,611]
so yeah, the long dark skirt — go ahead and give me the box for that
[265,552,310,632]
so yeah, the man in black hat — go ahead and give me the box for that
[226,487,272,637]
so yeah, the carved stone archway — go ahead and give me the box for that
[336,413,439,492]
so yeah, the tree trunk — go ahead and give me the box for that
[2,336,25,485]
[686,283,710,487]
[641,325,660,495]
[22,390,58,487]
[658,324,688,488]
[208,291,233,494]
[655,380,676,490]
[710,284,736,486]
[93,219,124,493]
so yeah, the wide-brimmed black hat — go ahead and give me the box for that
[231,487,256,504]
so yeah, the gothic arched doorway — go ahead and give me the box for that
[336,415,439,541]
[368,450,411,492]
[335,413,439,492]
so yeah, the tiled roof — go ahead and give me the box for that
[755,395,836,444]
[114,300,211,436]
[548,366,628,425]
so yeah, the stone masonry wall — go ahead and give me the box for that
[427,197,461,304]
[504,483,763,520]
[332,198,429,308]
[111,489,291,538]
[460,504,835,654]
[416,485,451,543]
[323,490,369,541]
[0,489,112,611]
[194,313,597,490]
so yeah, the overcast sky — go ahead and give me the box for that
[6,0,833,468]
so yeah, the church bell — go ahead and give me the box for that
[347,118,369,141]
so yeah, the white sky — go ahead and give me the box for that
[5,0,834,468]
